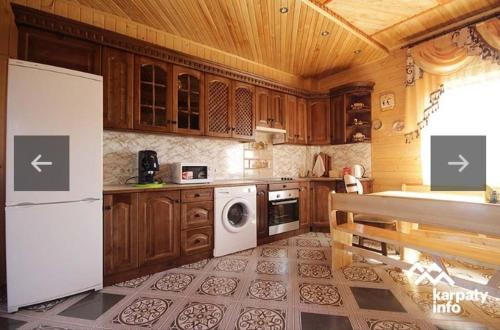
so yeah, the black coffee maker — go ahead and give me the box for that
[138,150,159,184]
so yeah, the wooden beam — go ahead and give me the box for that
[301,0,389,54]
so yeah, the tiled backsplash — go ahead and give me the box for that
[103,131,372,184]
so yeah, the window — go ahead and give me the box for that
[421,75,500,187]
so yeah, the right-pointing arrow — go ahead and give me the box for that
[448,154,469,173]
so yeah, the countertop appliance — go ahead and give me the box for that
[172,162,212,184]
[353,164,366,179]
[138,150,159,184]
[5,60,103,312]
[214,185,257,257]
[268,189,300,235]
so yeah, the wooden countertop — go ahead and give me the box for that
[103,177,373,193]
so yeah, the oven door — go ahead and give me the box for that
[268,198,300,235]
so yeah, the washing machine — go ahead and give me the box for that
[214,185,257,257]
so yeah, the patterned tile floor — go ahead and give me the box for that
[1,232,499,329]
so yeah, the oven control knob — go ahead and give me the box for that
[277,194,281,198]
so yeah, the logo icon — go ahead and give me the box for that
[405,262,455,286]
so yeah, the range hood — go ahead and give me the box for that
[255,125,286,134]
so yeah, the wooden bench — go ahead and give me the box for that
[329,191,500,297]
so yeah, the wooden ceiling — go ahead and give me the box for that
[69,0,499,79]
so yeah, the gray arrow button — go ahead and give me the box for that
[447,154,469,173]
[31,154,53,172]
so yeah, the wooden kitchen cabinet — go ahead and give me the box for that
[286,95,308,144]
[256,184,268,239]
[18,27,101,74]
[256,87,271,127]
[308,98,331,145]
[205,74,232,138]
[299,182,310,228]
[232,82,256,140]
[134,56,172,131]
[102,47,134,129]
[138,190,180,267]
[310,181,336,230]
[181,201,213,230]
[270,91,286,129]
[181,227,213,256]
[103,194,139,276]
[172,65,204,135]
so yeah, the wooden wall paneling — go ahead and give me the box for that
[172,65,205,135]
[102,46,134,129]
[205,74,232,138]
[232,81,256,140]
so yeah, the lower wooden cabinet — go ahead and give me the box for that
[138,191,181,267]
[103,193,139,276]
[310,181,336,229]
[256,184,268,239]
[299,182,310,228]
[181,227,213,256]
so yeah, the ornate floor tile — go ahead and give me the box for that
[236,307,286,330]
[256,260,288,275]
[214,258,248,273]
[180,259,209,270]
[231,248,254,256]
[171,302,226,330]
[114,275,151,288]
[260,247,287,258]
[299,283,342,306]
[296,238,321,247]
[298,263,332,279]
[25,298,66,312]
[268,239,289,246]
[197,276,239,297]
[112,297,172,328]
[247,279,287,301]
[472,296,500,318]
[151,273,195,293]
[297,249,326,261]
[407,291,469,317]
[367,319,421,330]
[342,266,382,283]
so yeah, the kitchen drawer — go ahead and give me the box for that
[268,182,300,191]
[181,227,213,256]
[181,188,213,202]
[181,201,213,230]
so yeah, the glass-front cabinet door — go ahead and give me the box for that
[134,56,172,131]
[172,66,204,135]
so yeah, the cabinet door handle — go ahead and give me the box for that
[171,121,177,124]
[194,193,200,197]
[194,213,201,218]
[175,200,180,203]
[194,239,201,244]
[282,184,287,188]
[103,206,111,211]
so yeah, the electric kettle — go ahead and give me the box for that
[353,164,365,178]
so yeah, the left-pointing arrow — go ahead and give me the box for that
[31,154,53,173]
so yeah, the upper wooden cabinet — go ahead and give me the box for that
[232,82,255,140]
[102,47,134,129]
[103,194,139,277]
[138,191,180,267]
[205,75,232,138]
[134,56,172,132]
[172,66,204,135]
[270,92,285,129]
[256,87,271,127]
[308,98,331,145]
[285,95,308,144]
[18,27,101,74]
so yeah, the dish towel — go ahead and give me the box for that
[312,154,326,177]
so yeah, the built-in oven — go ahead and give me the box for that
[268,189,300,236]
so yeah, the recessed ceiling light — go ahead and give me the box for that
[320,31,330,36]
[279,7,288,14]
[354,49,362,54]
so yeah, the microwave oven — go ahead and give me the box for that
[171,163,212,184]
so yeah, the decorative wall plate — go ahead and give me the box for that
[380,92,395,111]
[372,119,382,130]
[392,120,405,132]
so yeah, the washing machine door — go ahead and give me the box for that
[222,198,253,233]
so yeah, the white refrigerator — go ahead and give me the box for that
[5,59,103,312]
